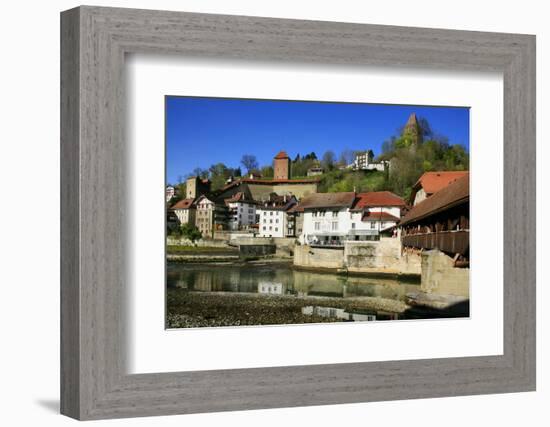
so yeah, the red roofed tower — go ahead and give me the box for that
[273,151,290,180]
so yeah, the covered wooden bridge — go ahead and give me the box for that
[399,174,469,260]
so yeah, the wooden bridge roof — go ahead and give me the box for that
[399,174,469,227]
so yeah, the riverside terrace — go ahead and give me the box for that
[297,191,406,247]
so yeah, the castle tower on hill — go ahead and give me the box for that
[403,113,423,145]
[273,151,291,180]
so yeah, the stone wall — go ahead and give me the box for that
[294,238,421,276]
[421,249,469,297]
[247,182,318,200]
[166,237,229,248]
[239,244,276,257]
[294,245,345,269]
[344,238,421,275]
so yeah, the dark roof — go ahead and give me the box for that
[351,191,406,210]
[224,192,252,204]
[257,195,298,211]
[287,204,304,213]
[412,171,469,195]
[361,211,401,222]
[274,150,289,159]
[219,177,319,192]
[298,192,356,210]
[170,198,195,209]
[399,175,469,226]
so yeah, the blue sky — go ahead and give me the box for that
[166,96,469,184]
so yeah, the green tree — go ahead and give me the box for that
[321,150,336,171]
[180,223,202,243]
[260,165,274,178]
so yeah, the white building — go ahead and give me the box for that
[298,191,405,245]
[349,150,388,171]
[166,185,175,202]
[348,191,405,239]
[170,198,196,225]
[225,192,257,231]
[298,192,357,245]
[257,194,297,238]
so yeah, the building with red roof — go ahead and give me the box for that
[170,198,196,227]
[297,191,405,245]
[409,171,468,206]
[273,150,290,179]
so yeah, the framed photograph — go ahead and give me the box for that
[61,6,535,420]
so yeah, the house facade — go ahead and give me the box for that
[298,191,405,245]
[170,198,196,226]
[194,195,216,237]
[349,150,388,172]
[257,194,297,238]
[225,192,257,231]
[298,192,356,245]
[348,191,405,238]
[166,185,175,202]
[409,171,468,206]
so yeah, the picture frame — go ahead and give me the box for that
[60,5,535,420]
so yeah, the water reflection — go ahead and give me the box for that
[167,262,419,301]
[302,305,400,321]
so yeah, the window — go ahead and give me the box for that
[270,212,273,216]
[276,219,279,223]
[269,226,272,231]
[263,226,266,230]
[275,227,278,232]
[270,219,273,224]
[370,222,376,229]
[314,222,320,231]
[332,211,339,217]
[313,212,317,217]
[331,221,338,231]
[351,223,356,229]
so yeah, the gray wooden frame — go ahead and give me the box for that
[60,5,536,421]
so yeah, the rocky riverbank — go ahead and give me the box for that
[166,289,409,328]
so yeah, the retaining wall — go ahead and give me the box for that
[421,249,469,297]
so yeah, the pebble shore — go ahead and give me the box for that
[166,289,408,328]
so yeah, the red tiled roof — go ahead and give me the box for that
[400,174,469,226]
[170,198,195,209]
[413,171,469,195]
[298,192,356,210]
[352,191,406,210]
[274,151,289,159]
[361,211,401,222]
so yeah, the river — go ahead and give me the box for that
[166,261,432,328]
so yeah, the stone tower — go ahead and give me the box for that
[273,151,290,180]
[403,113,422,145]
[186,176,211,199]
